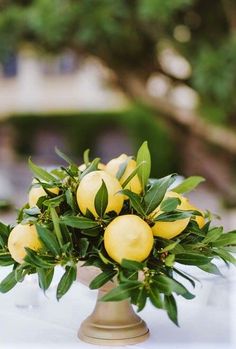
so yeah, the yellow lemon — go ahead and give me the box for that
[29,179,59,207]
[151,191,190,239]
[180,199,205,228]
[8,224,42,264]
[106,154,142,194]
[76,170,124,217]
[104,214,154,264]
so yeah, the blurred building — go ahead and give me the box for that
[0,48,127,118]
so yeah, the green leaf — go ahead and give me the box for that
[162,240,180,252]
[164,294,179,326]
[120,189,146,216]
[101,281,141,302]
[60,215,99,229]
[153,275,195,299]
[28,158,56,182]
[23,207,41,216]
[121,259,144,271]
[0,271,17,293]
[78,238,89,258]
[80,158,100,179]
[197,263,222,276]
[175,252,212,265]
[83,149,90,166]
[65,190,77,212]
[133,286,148,312]
[43,194,65,208]
[212,231,236,247]
[149,285,163,309]
[37,268,54,291]
[89,270,117,289]
[160,198,180,212]
[136,141,151,192]
[165,254,175,267]
[154,211,192,222]
[56,265,77,300]
[116,158,130,180]
[144,174,177,214]
[202,227,223,244]
[214,248,236,264]
[24,248,56,268]
[94,180,108,217]
[36,224,61,256]
[122,161,146,189]
[0,251,15,266]
[55,147,75,165]
[173,268,195,288]
[172,176,205,194]
[50,207,63,247]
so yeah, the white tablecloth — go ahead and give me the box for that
[0,266,235,349]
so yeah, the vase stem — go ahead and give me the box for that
[78,289,149,345]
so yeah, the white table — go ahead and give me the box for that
[0,266,235,349]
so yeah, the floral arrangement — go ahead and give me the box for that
[0,141,235,325]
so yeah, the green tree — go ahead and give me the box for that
[0,0,236,201]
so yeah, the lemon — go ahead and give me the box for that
[151,191,205,239]
[29,179,59,207]
[104,214,154,264]
[151,191,190,239]
[106,154,142,194]
[8,224,42,264]
[76,170,124,217]
[180,199,205,228]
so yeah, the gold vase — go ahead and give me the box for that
[78,287,149,345]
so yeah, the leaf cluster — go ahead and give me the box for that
[0,142,235,326]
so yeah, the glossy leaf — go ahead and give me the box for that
[55,147,76,166]
[197,262,222,275]
[101,281,141,302]
[38,268,54,291]
[121,259,144,271]
[160,197,180,212]
[164,294,179,326]
[116,158,130,180]
[172,176,205,194]
[60,215,99,229]
[122,161,146,189]
[202,227,223,244]
[212,231,236,247]
[94,180,108,217]
[0,251,15,266]
[28,158,56,182]
[80,158,100,179]
[83,149,90,166]
[154,211,192,222]
[36,224,61,256]
[153,275,195,299]
[120,189,145,216]
[56,265,77,300]
[149,285,163,309]
[175,252,212,265]
[0,271,17,293]
[89,269,117,289]
[136,141,151,192]
[144,174,177,214]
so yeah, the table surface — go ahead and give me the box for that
[0,265,235,349]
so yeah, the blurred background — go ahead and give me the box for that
[0,0,236,229]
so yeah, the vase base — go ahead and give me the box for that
[78,326,149,346]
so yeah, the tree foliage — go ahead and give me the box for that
[0,0,236,124]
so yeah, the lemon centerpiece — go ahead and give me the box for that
[0,141,235,340]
